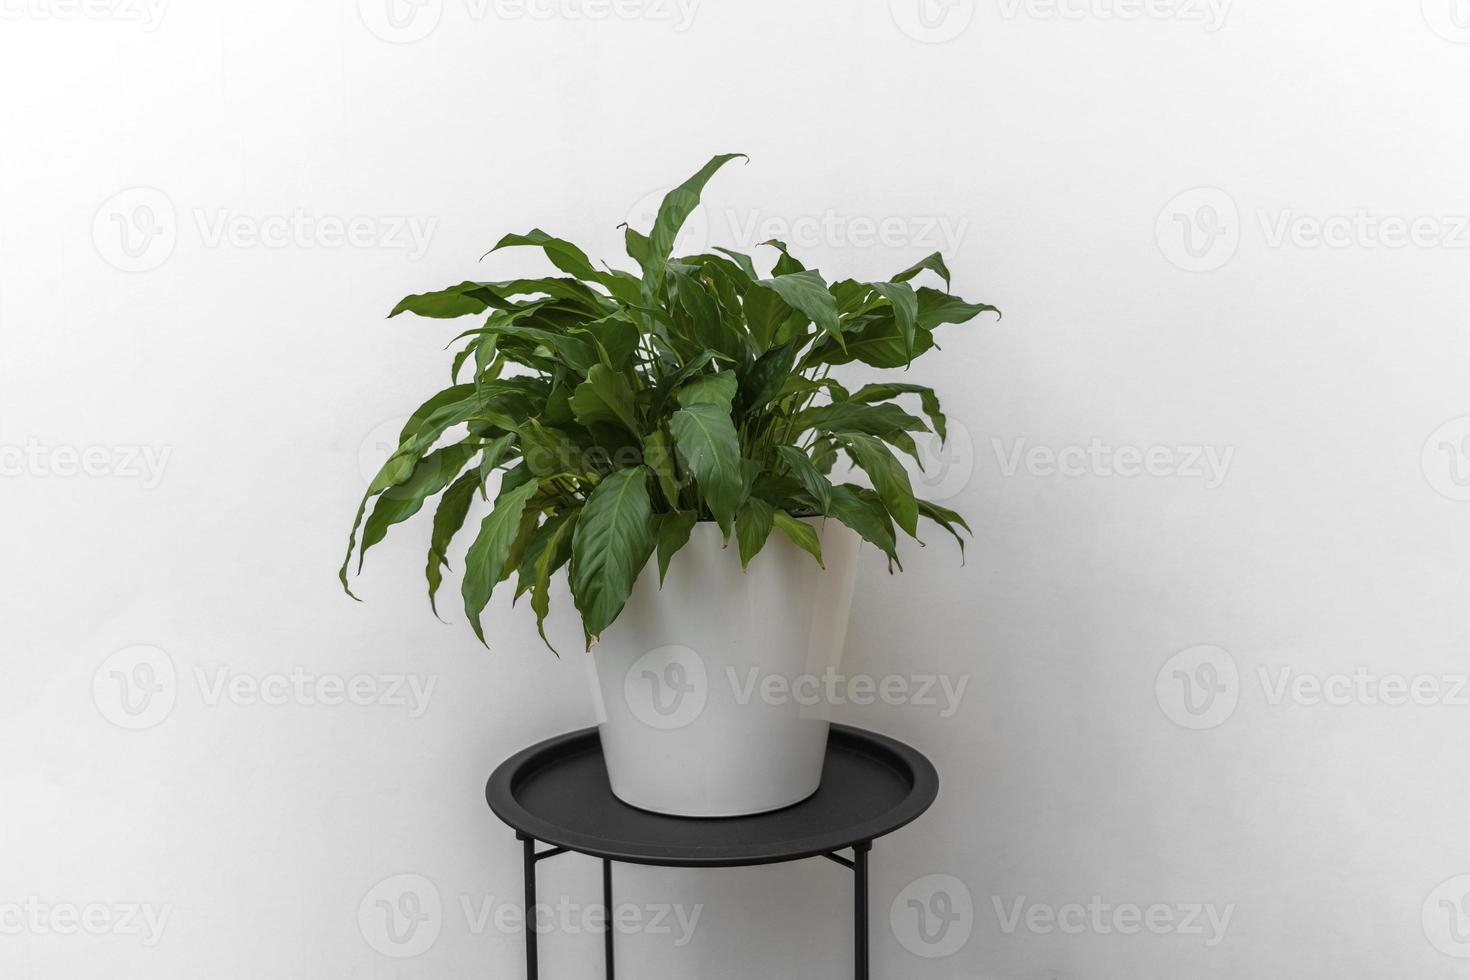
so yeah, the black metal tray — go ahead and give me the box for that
[486,723,939,868]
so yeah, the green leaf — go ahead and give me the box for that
[569,363,640,435]
[753,270,840,346]
[869,281,919,361]
[461,478,542,645]
[426,469,479,617]
[916,286,1000,329]
[360,442,479,568]
[570,467,656,640]
[772,510,823,566]
[892,252,952,290]
[838,433,919,537]
[918,499,971,559]
[735,497,775,568]
[739,340,798,412]
[642,153,747,277]
[828,484,900,567]
[389,282,491,319]
[774,445,833,514]
[526,508,580,652]
[668,402,743,533]
[642,429,682,509]
[655,510,698,585]
[812,316,934,369]
[851,383,947,441]
[791,402,927,439]
[675,371,738,410]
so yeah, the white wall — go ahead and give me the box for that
[5,0,1470,976]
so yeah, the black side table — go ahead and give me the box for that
[485,723,939,980]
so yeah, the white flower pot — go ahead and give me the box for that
[589,518,862,817]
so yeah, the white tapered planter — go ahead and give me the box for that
[590,518,861,817]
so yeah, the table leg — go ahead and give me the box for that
[519,834,538,980]
[602,858,615,980]
[854,842,871,980]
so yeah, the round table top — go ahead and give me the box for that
[485,724,939,868]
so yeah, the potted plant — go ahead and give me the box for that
[341,154,996,817]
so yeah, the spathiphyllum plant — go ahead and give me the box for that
[341,154,997,650]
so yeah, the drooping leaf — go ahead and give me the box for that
[892,252,953,290]
[389,282,492,319]
[642,429,682,509]
[851,383,947,441]
[426,469,480,616]
[668,403,743,533]
[461,478,543,645]
[869,281,919,361]
[735,496,775,568]
[524,508,580,652]
[570,466,656,641]
[918,499,970,560]
[772,509,823,566]
[838,433,919,537]
[791,402,927,440]
[828,483,900,567]
[774,445,833,514]
[360,442,479,568]
[916,286,1000,329]
[655,510,698,585]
